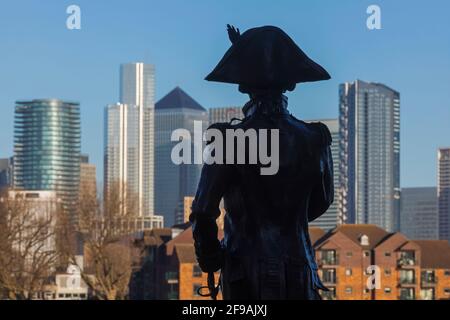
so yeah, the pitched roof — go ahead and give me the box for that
[166,226,224,256]
[142,228,173,246]
[174,244,197,263]
[308,227,326,245]
[316,224,391,249]
[155,87,205,111]
[414,240,450,269]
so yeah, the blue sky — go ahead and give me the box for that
[0,0,449,187]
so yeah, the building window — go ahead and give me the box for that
[363,251,370,257]
[346,252,353,257]
[321,250,337,265]
[399,270,415,285]
[421,270,436,285]
[399,288,415,300]
[384,287,392,294]
[420,288,435,300]
[193,284,202,297]
[322,268,336,284]
[322,287,336,300]
[398,251,415,266]
[345,287,353,294]
[444,288,450,295]
[345,268,352,276]
[384,268,391,276]
[445,270,450,277]
[360,234,369,246]
[384,252,391,257]
[193,264,203,277]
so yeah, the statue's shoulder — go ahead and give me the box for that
[307,121,333,146]
[290,116,332,146]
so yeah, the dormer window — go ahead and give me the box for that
[360,234,369,246]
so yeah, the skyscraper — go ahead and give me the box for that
[14,99,81,215]
[400,187,438,240]
[438,148,450,241]
[339,80,400,232]
[0,157,13,190]
[104,63,155,217]
[155,87,208,226]
[308,119,340,230]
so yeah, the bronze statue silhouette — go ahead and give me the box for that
[190,25,333,300]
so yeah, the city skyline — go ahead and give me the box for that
[0,1,449,189]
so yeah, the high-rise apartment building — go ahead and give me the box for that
[14,99,80,215]
[438,148,450,241]
[104,63,155,217]
[339,80,400,232]
[155,87,208,227]
[308,119,340,230]
[400,187,438,240]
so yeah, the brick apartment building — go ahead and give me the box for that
[129,224,450,300]
[314,224,450,300]
[129,224,222,300]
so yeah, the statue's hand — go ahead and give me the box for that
[227,24,240,44]
[195,246,224,273]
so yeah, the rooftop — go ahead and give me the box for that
[155,87,205,111]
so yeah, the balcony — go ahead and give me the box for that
[399,269,415,286]
[397,257,416,268]
[321,277,337,285]
[319,250,338,266]
[321,290,336,301]
[399,289,415,300]
[421,276,437,287]
[399,277,416,286]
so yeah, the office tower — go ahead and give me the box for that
[209,106,244,125]
[155,87,208,227]
[308,119,340,230]
[400,187,438,240]
[120,63,155,107]
[14,99,80,215]
[104,62,155,217]
[339,80,400,232]
[438,148,450,241]
[0,157,13,190]
[80,154,97,198]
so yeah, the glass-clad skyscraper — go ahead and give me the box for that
[14,99,81,214]
[438,148,450,241]
[104,62,155,217]
[339,80,400,232]
[155,87,208,226]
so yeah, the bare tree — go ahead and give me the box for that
[0,191,61,300]
[61,182,141,300]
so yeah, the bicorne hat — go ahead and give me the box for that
[205,25,331,91]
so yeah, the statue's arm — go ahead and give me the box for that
[308,123,334,222]
[189,123,230,272]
